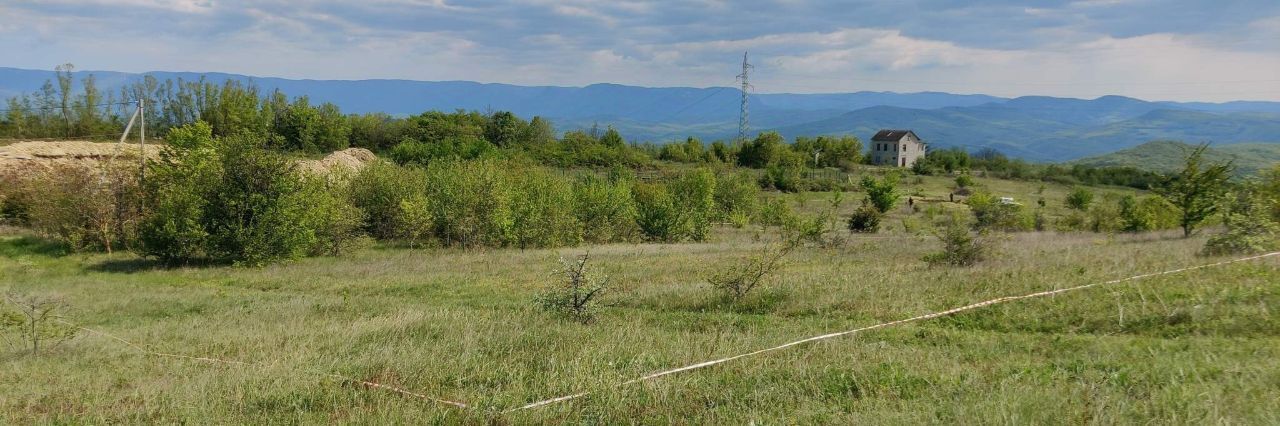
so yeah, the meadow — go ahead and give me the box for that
[3,178,1277,424]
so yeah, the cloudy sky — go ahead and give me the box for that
[3,0,1280,101]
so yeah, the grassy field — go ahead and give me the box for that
[3,211,1279,423]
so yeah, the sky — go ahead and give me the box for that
[2,0,1280,102]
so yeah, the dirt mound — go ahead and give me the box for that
[0,141,159,174]
[296,148,378,175]
[0,142,377,176]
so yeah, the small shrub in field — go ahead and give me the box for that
[923,219,992,267]
[847,203,882,233]
[1066,187,1094,210]
[2,292,78,356]
[510,168,582,249]
[1086,194,1124,233]
[348,161,427,240]
[968,191,1032,232]
[632,182,680,242]
[707,240,795,301]
[861,174,901,213]
[954,174,975,189]
[572,174,639,244]
[1202,190,1279,256]
[534,254,607,324]
[756,197,795,227]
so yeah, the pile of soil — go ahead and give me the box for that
[0,141,158,174]
[0,141,377,175]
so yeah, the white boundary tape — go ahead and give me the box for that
[509,251,1280,411]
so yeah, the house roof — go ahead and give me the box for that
[871,129,923,143]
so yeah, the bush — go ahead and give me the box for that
[954,174,975,189]
[713,172,760,223]
[967,192,1032,232]
[669,169,716,242]
[388,136,495,167]
[534,254,607,324]
[1202,190,1279,256]
[572,174,639,244]
[707,240,794,301]
[861,174,901,213]
[140,123,329,265]
[299,177,367,256]
[348,161,428,240]
[510,168,581,249]
[2,292,78,356]
[633,182,680,242]
[756,197,795,227]
[847,203,882,233]
[923,218,993,266]
[424,158,514,247]
[396,194,434,247]
[1066,187,1094,210]
[19,163,141,253]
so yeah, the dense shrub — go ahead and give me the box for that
[573,174,640,243]
[756,197,795,227]
[13,163,141,253]
[348,161,428,240]
[713,172,760,226]
[861,174,901,213]
[670,169,717,241]
[424,159,514,247]
[1065,187,1094,210]
[396,194,434,247]
[847,203,882,233]
[1202,189,1279,256]
[633,182,681,242]
[967,192,1032,232]
[389,136,496,167]
[141,126,336,265]
[299,177,366,256]
[954,174,975,189]
[510,169,581,249]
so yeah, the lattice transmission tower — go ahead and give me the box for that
[736,52,753,142]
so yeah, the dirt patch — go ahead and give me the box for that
[295,148,379,175]
[0,141,377,176]
[0,141,159,174]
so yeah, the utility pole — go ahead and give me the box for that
[736,51,753,142]
[138,98,145,186]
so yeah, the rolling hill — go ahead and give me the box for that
[1073,141,1280,176]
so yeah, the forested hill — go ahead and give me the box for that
[3,66,1280,161]
[1073,141,1280,176]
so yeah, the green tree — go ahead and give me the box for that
[1065,187,1094,211]
[861,174,901,213]
[1158,144,1234,237]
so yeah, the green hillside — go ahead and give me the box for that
[1073,140,1280,176]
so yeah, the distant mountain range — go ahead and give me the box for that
[3,66,1279,162]
[1074,140,1280,176]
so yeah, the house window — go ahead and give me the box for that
[902,144,907,151]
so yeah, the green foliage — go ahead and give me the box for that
[299,177,366,256]
[140,123,336,265]
[736,131,789,168]
[632,182,680,242]
[348,161,428,240]
[1202,189,1279,256]
[713,172,760,223]
[396,194,434,248]
[912,148,972,175]
[509,169,581,249]
[923,218,993,266]
[756,197,796,227]
[388,136,495,167]
[861,173,901,213]
[347,112,408,152]
[423,159,514,248]
[572,174,640,244]
[534,254,607,324]
[847,203,882,233]
[12,163,140,253]
[1158,144,1234,237]
[954,174,975,189]
[1065,187,1094,210]
[792,135,863,169]
[967,192,1032,232]
[669,169,717,242]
